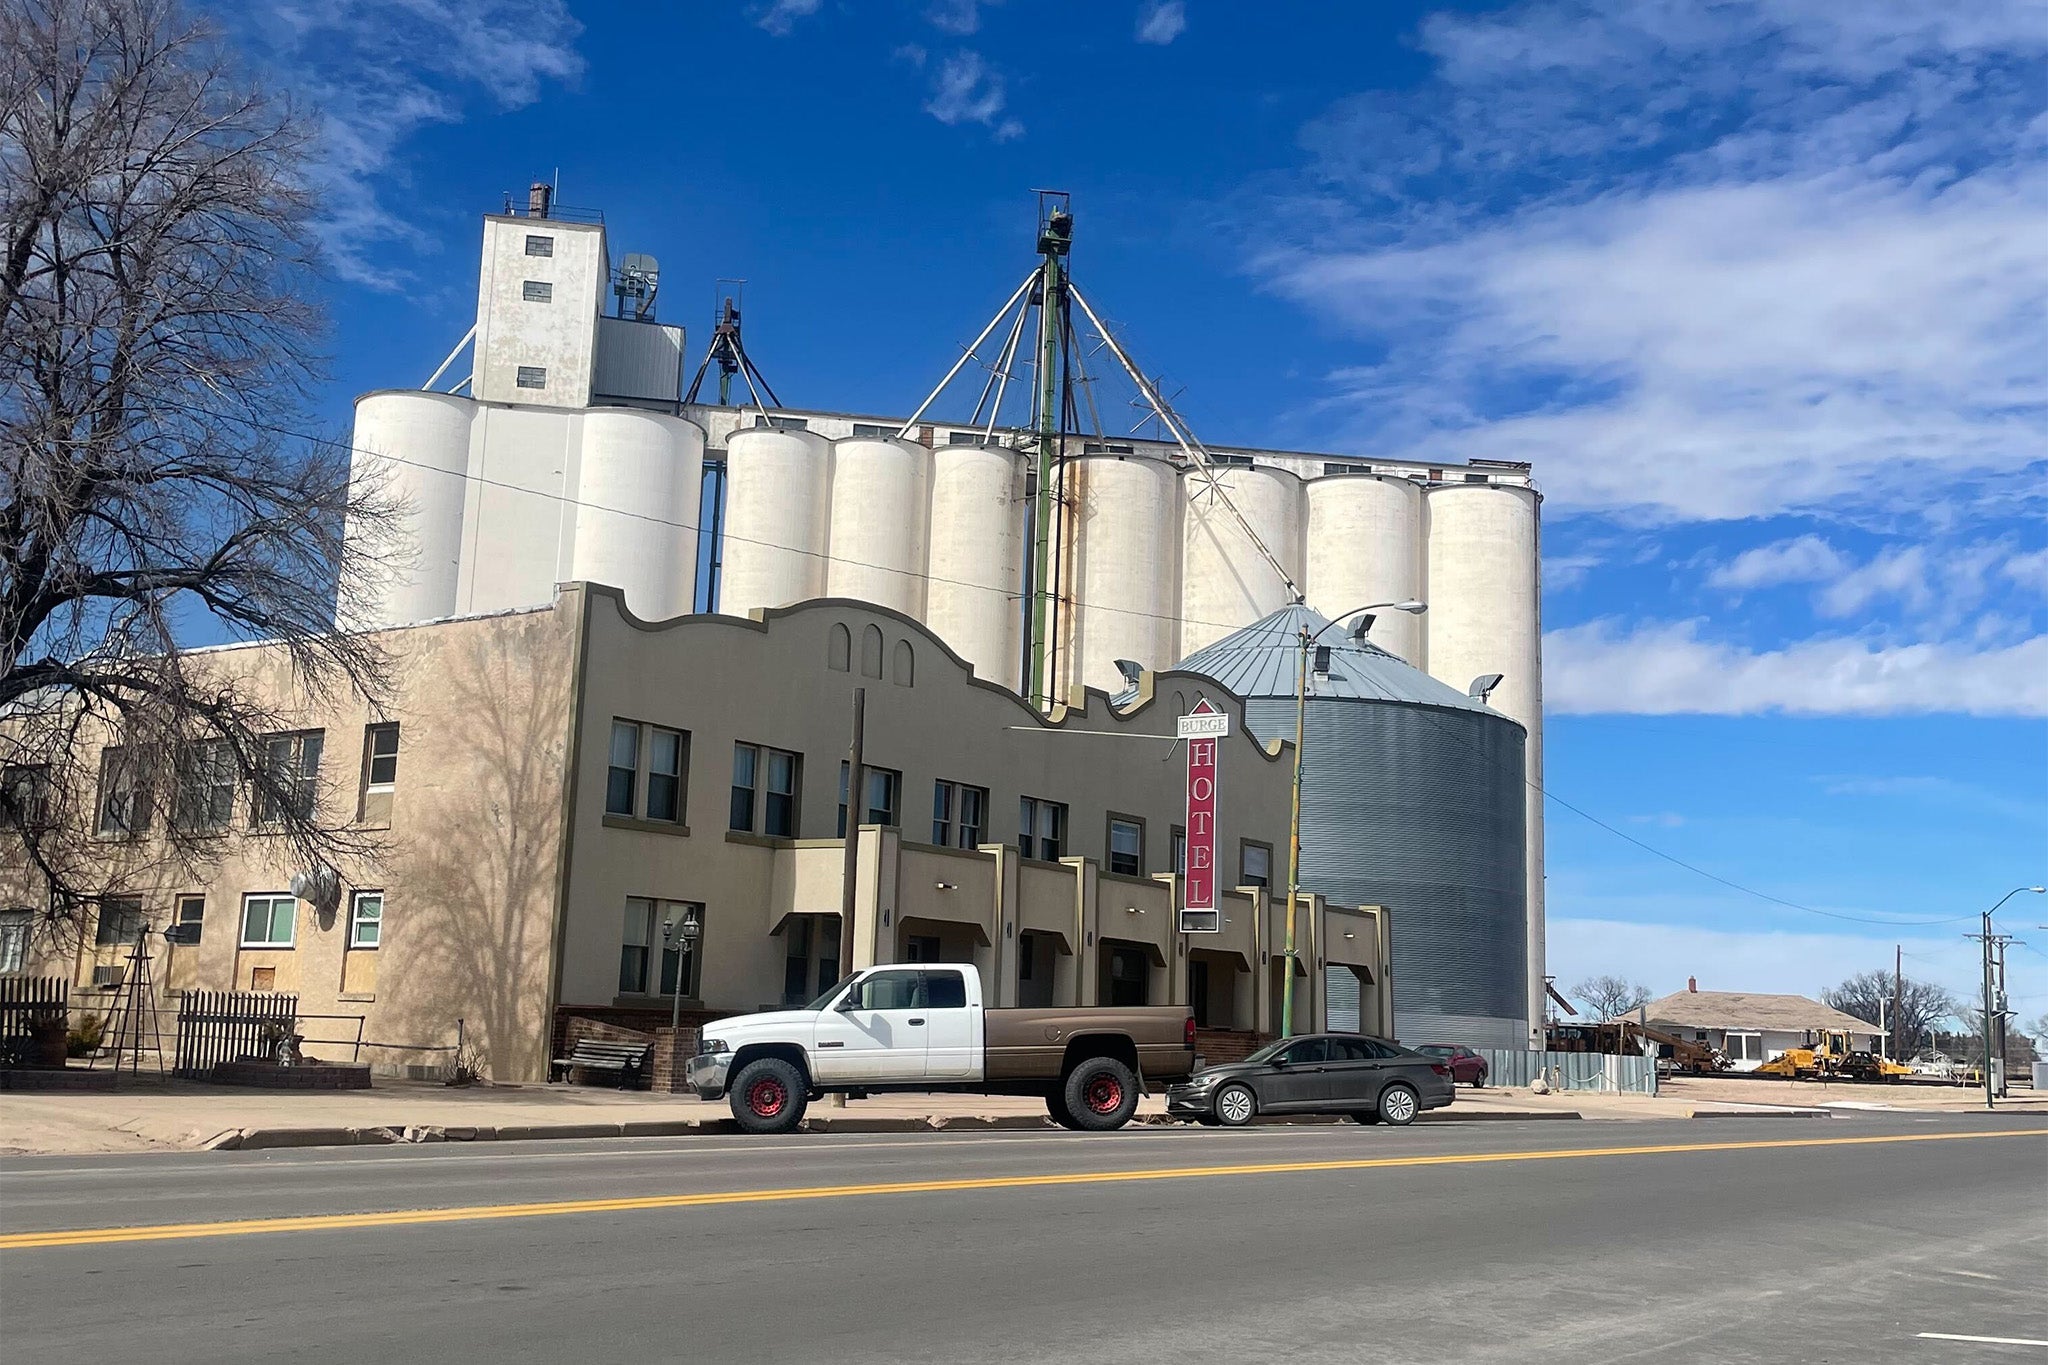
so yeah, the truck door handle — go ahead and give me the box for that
[908,1018,925,1026]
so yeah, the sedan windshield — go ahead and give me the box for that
[1240,1038,1294,1065]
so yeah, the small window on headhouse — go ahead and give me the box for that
[525,235,554,257]
[522,280,553,303]
[516,366,547,389]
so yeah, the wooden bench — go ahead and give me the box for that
[549,1039,652,1089]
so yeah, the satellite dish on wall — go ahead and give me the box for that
[291,866,341,917]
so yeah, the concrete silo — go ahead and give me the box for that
[925,442,1027,686]
[349,390,476,628]
[1423,483,1544,1047]
[1178,465,1305,657]
[1304,474,1428,668]
[1060,453,1180,697]
[826,437,931,617]
[570,409,704,621]
[719,426,832,615]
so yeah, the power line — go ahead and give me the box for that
[162,397,1980,931]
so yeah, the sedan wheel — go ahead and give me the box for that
[1214,1082,1257,1127]
[1378,1083,1419,1126]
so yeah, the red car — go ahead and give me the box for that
[1416,1044,1488,1087]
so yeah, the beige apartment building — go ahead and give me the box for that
[2,584,1391,1082]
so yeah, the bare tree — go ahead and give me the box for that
[1570,974,1650,1021]
[0,0,393,938]
[1821,970,1957,1052]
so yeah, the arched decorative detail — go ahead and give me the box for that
[827,622,851,672]
[891,639,914,687]
[860,623,884,678]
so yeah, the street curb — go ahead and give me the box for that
[205,1106,1585,1150]
[1688,1107,1830,1119]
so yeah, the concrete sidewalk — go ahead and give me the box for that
[1,1079,1594,1155]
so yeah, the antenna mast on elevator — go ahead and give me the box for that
[1028,192,1074,712]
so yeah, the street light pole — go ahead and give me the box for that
[1279,599,1425,1039]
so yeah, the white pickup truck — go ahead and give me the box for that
[685,962,1196,1134]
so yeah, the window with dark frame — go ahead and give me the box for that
[645,727,685,823]
[607,720,638,816]
[730,743,758,832]
[932,779,990,849]
[837,763,901,836]
[524,234,553,256]
[96,746,147,837]
[94,895,143,947]
[1019,796,1067,861]
[255,731,323,824]
[608,720,688,824]
[173,740,235,832]
[1240,841,1272,889]
[1108,816,1144,876]
[618,897,703,997]
[521,279,553,302]
[1,764,50,831]
[515,365,548,389]
[764,749,799,836]
[1171,825,1187,876]
[171,894,205,945]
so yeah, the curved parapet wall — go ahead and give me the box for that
[826,437,931,617]
[721,427,832,615]
[1179,465,1305,657]
[348,390,476,628]
[571,410,704,622]
[1304,474,1427,667]
[1424,482,1543,1046]
[925,442,1026,686]
[1062,454,1181,696]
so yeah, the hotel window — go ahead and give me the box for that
[730,743,798,835]
[364,723,400,789]
[240,893,297,948]
[932,780,988,849]
[515,365,548,389]
[255,731,323,824]
[94,895,143,947]
[730,744,758,831]
[837,763,901,836]
[1019,797,1067,861]
[349,891,383,949]
[524,234,553,257]
[95,747,147,837]
[173,740,236,832]
[521,280,553,303]
[1108,816,1144,876]
[619,897,703,997]
[1171,825,1187,876]
[1240,841,1272,889]
[0,908,30,973]
[1,763,49,831]
[608,720,689,823]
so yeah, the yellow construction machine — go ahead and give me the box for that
[1752,1031,1915,1083]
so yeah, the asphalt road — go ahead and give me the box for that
[3,1114,2044,1364]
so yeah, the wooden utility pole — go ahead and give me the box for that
[838,687,866,978]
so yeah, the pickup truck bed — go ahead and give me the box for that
[983,1006,1196,1084]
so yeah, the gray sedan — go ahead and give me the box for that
[1167,1033,1456,1127]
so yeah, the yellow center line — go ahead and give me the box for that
[3,1128,2040,1251]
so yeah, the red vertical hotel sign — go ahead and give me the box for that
[1180,699,1226,933]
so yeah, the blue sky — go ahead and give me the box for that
[222,0,2047,1023]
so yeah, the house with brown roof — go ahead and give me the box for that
[1642,978,1883,1071]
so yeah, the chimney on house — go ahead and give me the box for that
[1687,975,1698,993]
[528,180,552,218]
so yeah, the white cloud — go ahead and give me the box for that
[926,0,995,36]
[1707,536,1848,591]
[230,1,584,288]
[923,50,1021,139]
[752,0,822,37]
[1136,1,1186,45]
[1549,917,1988,1007]
[1545,553,1603,589]
[2005,547,2048,596]
[1544,618,2048,716]
[1252,0,2048,527]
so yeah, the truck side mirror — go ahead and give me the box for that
[836,992,863,1013]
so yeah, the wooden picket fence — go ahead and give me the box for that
[174,990,299,1078]
[0,976,68,1059]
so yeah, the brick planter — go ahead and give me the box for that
[212,1060,373,1089]
[0,1067,118,1091]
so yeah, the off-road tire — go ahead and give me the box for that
[1046,1090,1081,1130]
[729,1056,809,1135]
[1062,1056,1141,1131]
[1377,1082,1420,1127]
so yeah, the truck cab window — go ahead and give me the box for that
[925,970,966,1009]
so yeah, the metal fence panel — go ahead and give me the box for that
[1476,1048,1658,1094]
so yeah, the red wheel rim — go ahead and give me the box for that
[1084,1075,1124,1114]
[748,1077,786,1118]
